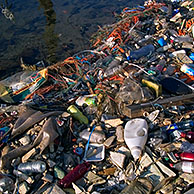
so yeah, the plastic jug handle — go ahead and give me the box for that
[138,127,147,137]
[143,127,148,136]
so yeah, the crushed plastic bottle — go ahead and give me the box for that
[17,160,46,174]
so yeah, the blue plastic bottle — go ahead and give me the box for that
[129,44,155,60]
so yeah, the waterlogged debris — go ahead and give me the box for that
[0,69,48,103]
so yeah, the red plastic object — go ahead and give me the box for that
[175,152,194,162]
[58,162,90,188]
[181,131,194,143]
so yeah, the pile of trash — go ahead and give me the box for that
[1,0,194,193]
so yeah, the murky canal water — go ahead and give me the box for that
[0,0,144,78]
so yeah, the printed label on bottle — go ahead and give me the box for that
[182,162,192,173]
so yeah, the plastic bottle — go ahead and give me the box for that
[174,152,194,162]
[17,160,46,174]
[67,105,88,124]
[58,162,90,188]
[124,118,148,161]
[169,161,194,173]
[129,44,155,60]
[181,131,194,143]
[104,65,124,77]
[103,56,123,77]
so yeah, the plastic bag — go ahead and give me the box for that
[0,68,48,103]
[115,78,153,107]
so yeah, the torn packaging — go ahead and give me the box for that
[11,106,62,138]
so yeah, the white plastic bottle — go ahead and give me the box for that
[124,118,148,161]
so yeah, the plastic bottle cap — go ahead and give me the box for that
[181,132,186,138]
[169,163,174,168]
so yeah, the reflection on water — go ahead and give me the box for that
[38,0,58,64]
[0,0,144,78]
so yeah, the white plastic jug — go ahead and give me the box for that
[124,118,148,161]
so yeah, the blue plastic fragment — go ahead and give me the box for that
[189,53,194,61]
[0,126,10,143]
[158,37,167,47]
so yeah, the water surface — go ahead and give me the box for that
[0,0,143,78]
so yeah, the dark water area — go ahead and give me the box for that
[0,0,144,78]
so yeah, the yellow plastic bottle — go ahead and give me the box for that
[67,105,89,125]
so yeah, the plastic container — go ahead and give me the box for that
[17,160,46,174]
[169,161,194,173]
[180,142,194,153]
[124,118,148,161]
[129,44,155,60]
[181,131,194,143]
[58,162,90,188]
